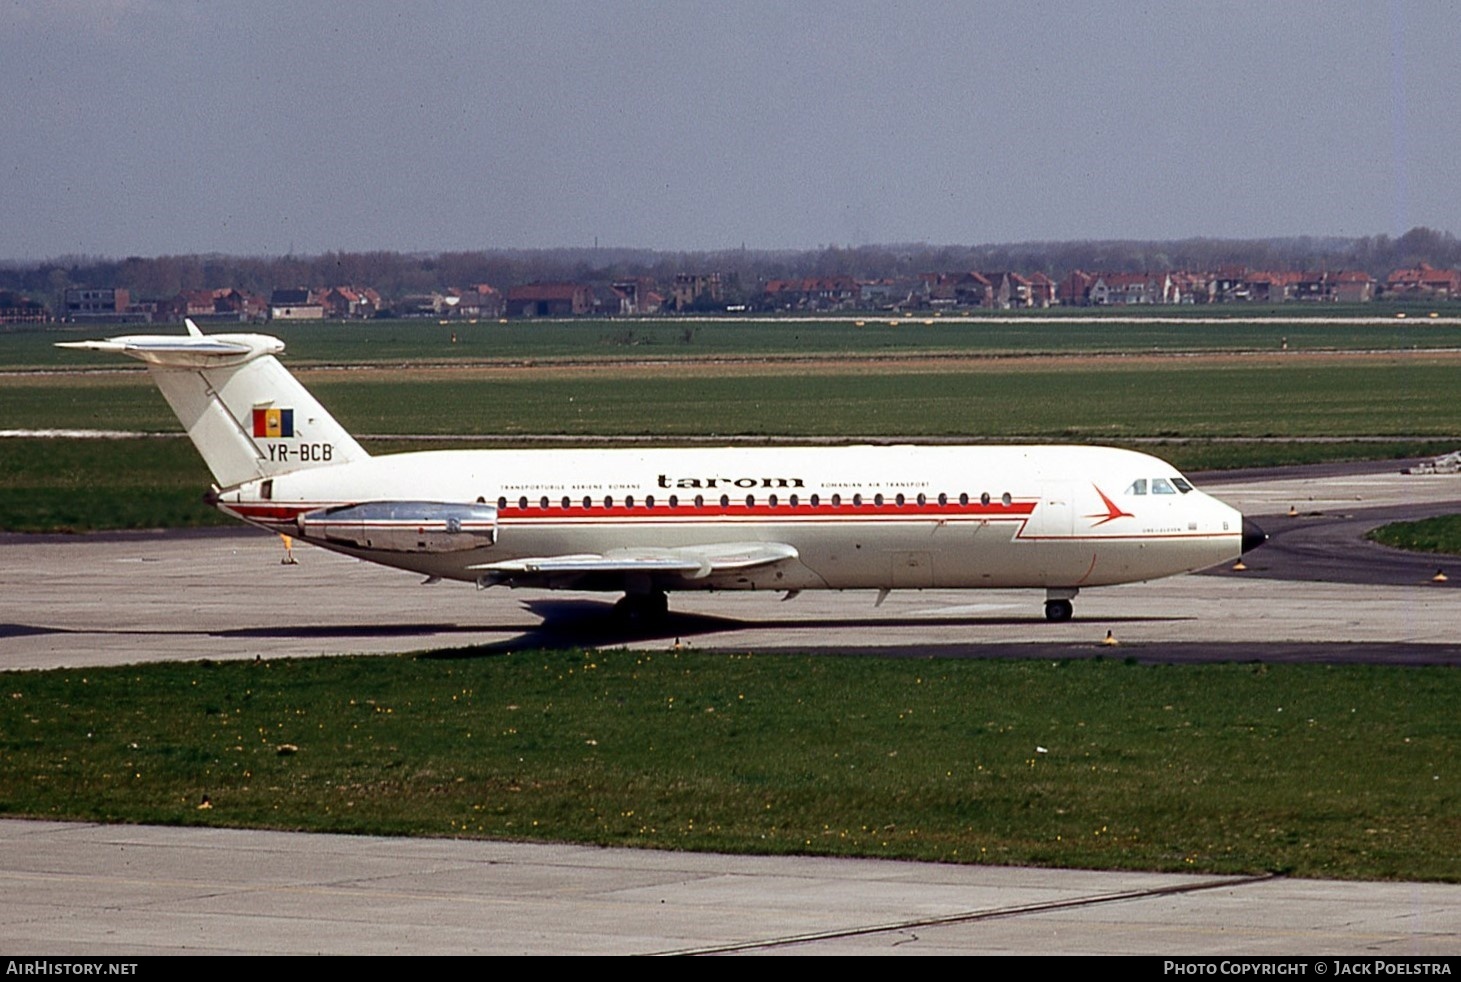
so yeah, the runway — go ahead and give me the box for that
[2,463,1459,954]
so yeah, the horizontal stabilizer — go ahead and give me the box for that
[56,320,282,368]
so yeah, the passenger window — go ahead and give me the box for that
[625,495,635,507]
[1001,492,1012,506]
[874,493,884,506]
[539,496,549,509]
[604,496,613,508]
[1151,478,1176,495]
[694,494,704,508]
[789,494,798,507]
[853,493,863,506]
[937,493,947,506]
[719,494,729,508]
[768,494,778,507]
[1125,479,1147,496]
[561,496,570,509]
[959,493,969,506]
[896,493,906,506]
[831,494,841,506]
[745,494,755,507]
[518,496,528,510]
[498,496,507,509]
[668,495,678,508]
[582,496,592,509]
[810,494,820,506]
[980,492,990,506]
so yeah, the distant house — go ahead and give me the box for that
[917,273,962,308]
[671,273,722,311]
[64,287,136,322]
[1058,270,1097,306]
[179,289,220,317]
[505,282,593,317]
[1026,272,1056,308]
[269,288,324,320]
[1169,271,1211,304]
[321,286,382,319]
[609,278,660,316]
[1332,270,1374,303]
[952,272,993,308]
[396,293,448,317]
[1385,263,1461,300]
[1209,266,1250,303]
[981,272,1036,309]
[1089,273,1173,305]
[1240,271,1296,303]
[762,277,859,311]
[441,284,503,319]
[1293,270,1374,303]
[175,287,264,321]
[0,290,50,324]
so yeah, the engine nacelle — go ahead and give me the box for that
[296,501,498,554]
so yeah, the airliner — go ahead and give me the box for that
[61,321,1264,622]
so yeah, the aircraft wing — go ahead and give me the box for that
[469,541,799,588]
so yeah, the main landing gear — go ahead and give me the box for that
[1044,588,1078,623]
[612,590,669,624]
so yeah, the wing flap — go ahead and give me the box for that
[469,541,798,584]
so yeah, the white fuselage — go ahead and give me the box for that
[214,443,1243,593]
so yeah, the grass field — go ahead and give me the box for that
[1368,515,1461,557]
[1,651,1456,881]
[6,312,1461,369]
[8,354,1461,438]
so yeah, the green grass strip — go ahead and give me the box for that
[9,314,1461,369]
[2,651,1456,881]
[8,360,1461,437]
[1368,515,1461,557]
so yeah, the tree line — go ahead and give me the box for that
[2,227,1457,302]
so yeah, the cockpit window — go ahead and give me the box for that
[1125,479,1148,496]
[1172,477,1193,494]
[1151,478,1176,494]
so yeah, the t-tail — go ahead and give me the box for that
[58,319,367,489]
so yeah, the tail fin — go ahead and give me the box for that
[59,319,368,488]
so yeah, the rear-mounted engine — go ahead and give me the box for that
[296,501,498,554]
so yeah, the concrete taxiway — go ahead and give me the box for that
[3,820,1459,956]
[2,463,1459,954]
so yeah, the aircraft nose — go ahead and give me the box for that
[1241,518,1267,553]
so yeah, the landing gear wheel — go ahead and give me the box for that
[1044,599,1074,623]
[613,590,669,624]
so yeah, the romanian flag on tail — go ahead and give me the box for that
[252,407,294,438]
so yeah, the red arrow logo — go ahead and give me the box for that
[1085,485,1135,526]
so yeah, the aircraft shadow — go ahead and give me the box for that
[1,603,1183,658]
[418,600,737,657]
[418,598,1184,658]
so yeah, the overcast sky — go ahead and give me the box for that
[2,0,1456,260]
